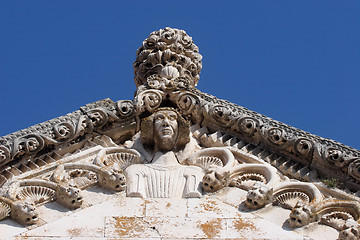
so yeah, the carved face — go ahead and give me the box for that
[288,201,315,228]
[56,185,83,209]
[339,227,359,240]
[11,201,39,225]
[245,184,273,209]
[202,170,229,192]
[99,169,126,191]
[153,110,178,151]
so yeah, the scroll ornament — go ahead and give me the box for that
[0,100,135,166]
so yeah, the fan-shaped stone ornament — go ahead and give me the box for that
[0,201,11,221]
[15,185,56,205]
[274,191,310,209]
[94,147,143,170]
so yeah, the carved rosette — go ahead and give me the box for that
[319,146,358,173]
[294,138,314,159]
[237,116,261,137]
[267,128,288,145]
[210,105,237,128]
[116,100,135,118]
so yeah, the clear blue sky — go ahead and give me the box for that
[0,1,359,149]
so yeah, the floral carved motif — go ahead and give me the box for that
[0,99,136,169]
[134,27,202,88]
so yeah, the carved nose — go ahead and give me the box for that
[162,118,170,126]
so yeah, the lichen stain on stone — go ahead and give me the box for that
[112,216,146,237]
[14,234,30,240]
[67,227,83,236]
[140,201,146,216]
[96,226,104,235]
[200,199,221,214]
[197,218,222,238]
[233,217,258,232]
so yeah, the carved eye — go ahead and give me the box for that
[155,114,166,122]
[303,208,310,214]
[169,115,176,121]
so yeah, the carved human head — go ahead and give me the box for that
[288,200,316,228]
[202,170,230,192]
[245,183,273,209]
[141,107,190,152]
[153,109,178,151]
[11,201,39,225]
[134,27,203,87]
[56,185,83,209]
[338,219,360,240]
[98,168,126,191]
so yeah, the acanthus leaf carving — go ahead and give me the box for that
[134,27,202,88]
[176,92,199,113]
[11,134,45,159]
[53,122,75,141]
[87,108,109,128]
[134,89,164,113]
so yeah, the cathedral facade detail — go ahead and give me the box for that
[0,27,359,239]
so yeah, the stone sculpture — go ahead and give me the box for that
[0,27,359,240]
[125,108,204,198]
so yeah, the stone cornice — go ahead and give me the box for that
[0,98,136,170]
[131,80,360,191]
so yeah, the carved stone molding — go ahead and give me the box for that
[134,27,202,88]
[0,99,136,170]
[1,27,360,240]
